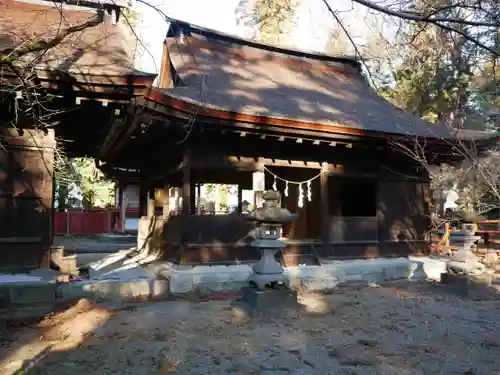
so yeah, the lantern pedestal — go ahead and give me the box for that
[247,225,290,290]
[232,191,302,318]
[236,287,299,317]
[445,225,485,276]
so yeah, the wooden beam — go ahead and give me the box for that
[229,156,342,172]
[260,158,338,171]
[188,154,264,172]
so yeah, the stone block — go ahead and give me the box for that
[0,282,57,308]
[300,276,338,291]
[169,265,253,294]
[411,256,446,280]
[169,275,195,294]
[440,273,493,297]
[58,279,169,302]
[233,287,301,318]
[362,271,384,283]
[383,263,425,281]
[340,272,364,283]
[195,281,246,296]
[29,268,58,281]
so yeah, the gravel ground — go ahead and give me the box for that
[2,281,500,375]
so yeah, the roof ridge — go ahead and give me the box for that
[166,18,361,69]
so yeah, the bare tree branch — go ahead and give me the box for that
[351,0,500,28]
[321,0,382,92]
[0,9,104,64]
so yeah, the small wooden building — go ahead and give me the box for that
[0,0,155,269]
[99,21,491,266]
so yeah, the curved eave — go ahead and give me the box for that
[143,90,499,149]
[143,89,429,142]
[144,89,380,139]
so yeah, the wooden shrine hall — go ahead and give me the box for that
[0,0,495,268]
[99,20,494,266]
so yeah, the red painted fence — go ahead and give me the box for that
[54,208,139,235]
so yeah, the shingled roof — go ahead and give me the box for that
[156,21,466,140]
[0,0,153,81]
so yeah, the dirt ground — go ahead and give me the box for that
[1,281,500,375]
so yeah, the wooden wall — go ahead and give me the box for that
[0,128,55,269]
[140,138,432,264]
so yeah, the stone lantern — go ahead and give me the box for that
[245,190,297,290]
[445,223,485,276]
[233,190,299,317]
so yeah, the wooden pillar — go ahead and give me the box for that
[119,184,126,233]
[147,188,155,217]
[237,185,243,214]
[162,184,170,217]
[196,184,202,215]
[174,187,180,214]
[139,185,148,217]
[182,151,192,215]
[190,183,196,215]
[320,164,330,246]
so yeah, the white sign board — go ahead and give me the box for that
[252,171,265,191]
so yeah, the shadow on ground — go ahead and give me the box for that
[2,280,500,375]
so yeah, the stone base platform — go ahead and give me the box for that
[0,257,445,308]
[166,257,433,295]
[440,272,493,297]
[232,287,302,318]
[0,281,57,309]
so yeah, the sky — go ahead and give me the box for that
[133,0,394,75]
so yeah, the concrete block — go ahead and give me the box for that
[343,265,368,275]
[0,282,57,308]
[169,274,195,294]
[410,256,447,281]
[98,265,151,280]
[407,261,427,279]
[361,272,384,283]
[300,276,339,291]
[29,268,58,281]
[340,273,364,283]
[383,265,414,280]
[195,281,247,296]
[169,265,253,294]
[58,279,169,302]
[233,287,301,318]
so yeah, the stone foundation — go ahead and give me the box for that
[166,257,429,294]
[0,257,442,306]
